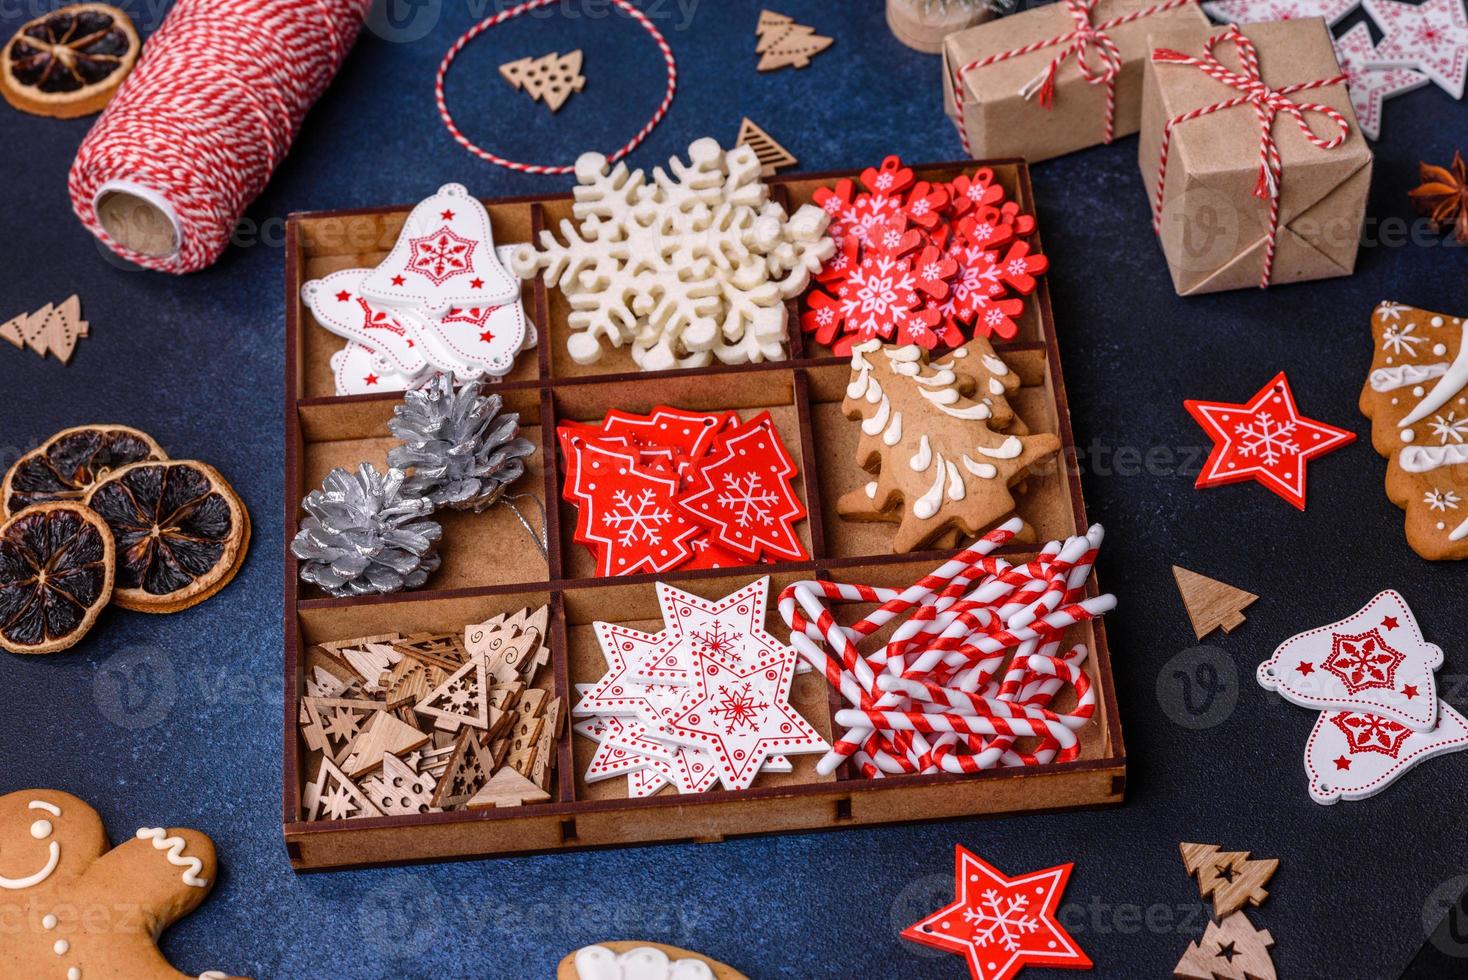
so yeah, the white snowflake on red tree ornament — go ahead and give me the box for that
[802,155,1047,353]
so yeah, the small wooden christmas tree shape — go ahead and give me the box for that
[340,709,430,778]
[305,757,383,821]
[1173,566,1258,640]
[1180,842,1279,918]
[736,117,797,176]
[755,10,833,71]
[1173,911,1276,980]
[362,753,439,815]
[466,766,550,809]
[2,296,90,362]
[431,729,496,808]
[500,50,586,112]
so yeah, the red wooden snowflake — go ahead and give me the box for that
[1330,712,1414,757]
[800,156,1048,353]
[406,225,477,285]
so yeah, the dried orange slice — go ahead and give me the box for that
[2,3,139,119]
[85,460,250,613]
[2,424,166,518]
[0,502,114,654]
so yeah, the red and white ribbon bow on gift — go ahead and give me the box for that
[1150,25,1351,288]
[952,0,1195,152]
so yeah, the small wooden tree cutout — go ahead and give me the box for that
[736,117,797,176]
[755,10,833,71]
[341,709,430,778]
[305,757,383,821]
[1180,842,1279,918]
[466,767,550,809]
[1173,911,1276,980]
[1173,566,1259,640]
[500,50,586,112]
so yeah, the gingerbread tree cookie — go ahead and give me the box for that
[1358,300,1468,559]
[0,789,247,979]
[838,337,1058,553]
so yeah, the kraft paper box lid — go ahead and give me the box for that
[1138,18,1373,295]
[942,0,1208,163]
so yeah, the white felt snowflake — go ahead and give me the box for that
[513,138,835,371]
[1382,321,1423,355]
[963,890,1040,952]
[1235,413,1300,466]
[1430,412,1468,444]
[1425,488,1461,511]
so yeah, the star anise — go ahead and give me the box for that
[1409,150,1468,243]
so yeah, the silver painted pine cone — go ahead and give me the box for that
[387,375,537,512]
[292,463,442,597]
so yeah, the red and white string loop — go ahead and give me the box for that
[1150,25,1350,288]
[69,0,371,273]
[435,0,677,175]
[778,519,1115,779]
[951,0,1194,153]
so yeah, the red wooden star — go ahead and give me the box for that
[1184,371,1356,510]
[902,845,1091,980]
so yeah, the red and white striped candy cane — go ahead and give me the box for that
[1149,25,1350,288]
[435,0,676,175]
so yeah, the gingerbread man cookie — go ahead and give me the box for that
[1358,301,1468,559]
[0,789,248,980]
[838,337,1059,553]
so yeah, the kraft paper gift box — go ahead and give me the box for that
[942,0,1208,163]
[1138,19,1373,295]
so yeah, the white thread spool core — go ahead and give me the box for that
[93,180,181,259]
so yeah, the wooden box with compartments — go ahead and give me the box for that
[283,160,1125,871]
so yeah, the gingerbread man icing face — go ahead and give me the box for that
[0,789,248,980]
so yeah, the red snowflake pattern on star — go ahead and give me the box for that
[1324,629,1406,693]
[902,845,1091,980]
[1184,371,1357,510]
[405,225,477,285]
[1330,711,1414,757]
[801,156,1047,352]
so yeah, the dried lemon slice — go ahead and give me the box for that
[2,3,139,119]
[0,502,114,654]
[2,424,166,518]
[85,460,250,614]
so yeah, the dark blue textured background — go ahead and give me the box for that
[2,0,1467,976]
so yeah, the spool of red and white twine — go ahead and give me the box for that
[779,519,1114,778]
[68,0,371,273]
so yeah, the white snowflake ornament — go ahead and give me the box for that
[514,137,834,371]
[360,183,519,312]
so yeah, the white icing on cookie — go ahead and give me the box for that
[1400,444,1468,473]
[135,828,208,888]
[961,455,998,479]
[572,944,716,980]
[976,436,1023,460]
[981,353,1008,376]
[1369,362,1448,392]
[882,412,902,446]
[864,481,877,499]
[914,459,947,520]
[1401,339,1468,427]
[910,435,932,471]
[0,802,62,890]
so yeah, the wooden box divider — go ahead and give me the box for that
[282,160,1125,871]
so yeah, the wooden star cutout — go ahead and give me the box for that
[1364,0,1468,98]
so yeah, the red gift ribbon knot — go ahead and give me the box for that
[1150,25,1350,288]
[952,0,1194,154]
